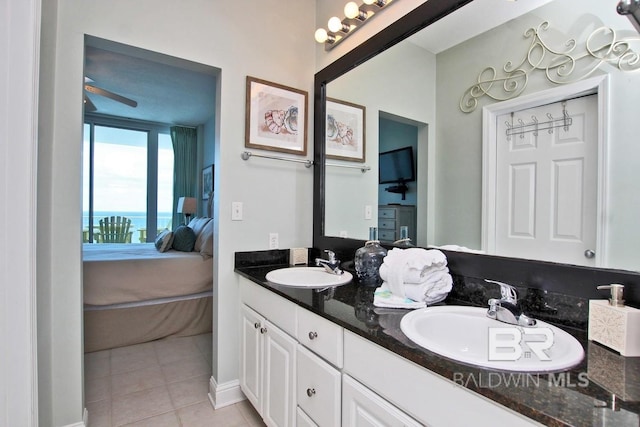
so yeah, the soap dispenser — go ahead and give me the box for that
[588,284,640,356]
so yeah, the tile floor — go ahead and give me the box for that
[84,333,265,427]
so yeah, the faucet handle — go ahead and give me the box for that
[485,279,518,304]
[324,250,338,262]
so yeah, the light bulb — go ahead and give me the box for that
[328,16,343,33]
[344,2,361,19]
[314,28,328,43]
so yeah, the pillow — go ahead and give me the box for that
[199,221,214,258]
[172,225,196,252]
[188,217,212,238]
[194,219,213,253]
[154,230,174,252]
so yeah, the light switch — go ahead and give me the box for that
[365,205,372,220]
[232,202,243,221]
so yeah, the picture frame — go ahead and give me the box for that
[245,76,308,155]
[202,164,213,200]
[326,98,366,162]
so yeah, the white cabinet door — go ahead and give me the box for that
[240,304,264,414]
[297,344,341,427]
[240,304,296,427]
[263,320,297,427]
[342,374,423,427]
[296,407,319,427]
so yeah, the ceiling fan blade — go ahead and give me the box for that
[84,95,97,112]
[84,84,138,108]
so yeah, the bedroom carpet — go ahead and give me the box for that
[84,333,265,427]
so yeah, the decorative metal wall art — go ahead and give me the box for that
[460,22,640,113]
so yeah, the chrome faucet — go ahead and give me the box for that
[485,279,536,327]
[315,250,343,275]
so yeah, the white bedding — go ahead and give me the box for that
[83,243,213,306]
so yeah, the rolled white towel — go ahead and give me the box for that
[380,248,449,295]
[404,272,453,305]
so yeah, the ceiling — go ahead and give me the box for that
[408,0,553,54]
[84,37,218,126]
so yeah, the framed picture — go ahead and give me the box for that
[326,98,366,162]
[202,164,213,200]
[245,76,308,155]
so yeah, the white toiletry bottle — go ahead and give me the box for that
[588,284,640,356]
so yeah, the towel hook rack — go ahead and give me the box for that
[241,151,314,168]
[326,163,371,173]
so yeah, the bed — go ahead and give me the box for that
[83,218,214,352]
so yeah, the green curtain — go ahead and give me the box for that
[170,126,198,229]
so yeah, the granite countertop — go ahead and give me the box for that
[235,254,640,427]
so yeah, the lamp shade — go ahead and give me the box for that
[177,197,197,214]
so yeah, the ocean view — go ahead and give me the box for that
[83,211,173,233]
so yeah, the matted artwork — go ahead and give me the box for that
[326,98,366,162]
[245,76,308,155]
[202,164,213,200]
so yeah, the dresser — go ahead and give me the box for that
[377,204,416,243]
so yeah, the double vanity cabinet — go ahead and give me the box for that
[238,275,541,427]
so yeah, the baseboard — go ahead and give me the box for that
[208,376,245,409]
[62,408,88,427]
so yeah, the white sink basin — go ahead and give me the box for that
[400,306,584,372]
[266,267,353,289]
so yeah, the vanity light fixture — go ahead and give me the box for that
[315,0,397,50]
[617,0,640,32]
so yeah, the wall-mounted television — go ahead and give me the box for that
[379,146,416,184]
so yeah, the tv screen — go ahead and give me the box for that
[379,146,415,184]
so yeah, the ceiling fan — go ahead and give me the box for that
[83,77,138,112]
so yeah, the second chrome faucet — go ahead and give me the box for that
[485,279,537,327]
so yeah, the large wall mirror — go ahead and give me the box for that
[314,0,640,273]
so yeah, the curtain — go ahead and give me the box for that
[170,126,198,229]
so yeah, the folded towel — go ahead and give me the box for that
[373,283,426,309]
[429,244,486,254]
[403,272,453,305]
[379,263,448,285]
[380,248,449,298]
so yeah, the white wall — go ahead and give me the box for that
[434,0,640,270]
[37,0,316,424]
[2,0,40,425]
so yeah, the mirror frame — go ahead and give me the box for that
[313,0,473,253]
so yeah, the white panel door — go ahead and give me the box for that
[495,95,598,265]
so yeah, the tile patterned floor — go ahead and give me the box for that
[84,333,265,427]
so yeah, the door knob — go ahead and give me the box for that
[308,331,318,340]
[306,388,316,397]
[254,322,260,329]
[260,327,267,334]
[584,249,595,259]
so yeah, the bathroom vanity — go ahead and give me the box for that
[235,250,640,427]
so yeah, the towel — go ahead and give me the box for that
[380,248,448,298]
[373,283,426,309]
[403,270,453,305]
[429,244,486,254]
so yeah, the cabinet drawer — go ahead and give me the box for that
[240,277,297,336]
[297,307,343,368]
[378,219,396,230]
[378,208,396,219]
[378,229,396,241]
[296,345,341,427]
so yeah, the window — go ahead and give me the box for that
[83,117,174,243]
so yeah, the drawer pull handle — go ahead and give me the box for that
[306,388,316,397]
[260,327,267,334]
[308,331,318,340]
[254,322,260,329]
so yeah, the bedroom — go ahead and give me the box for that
[81,36,217,355]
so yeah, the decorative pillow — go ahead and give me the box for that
[194,220,213,253]
[199,221,214,258]
[154,230,174,252]
[172,225,196,252]
[188,217,212,238]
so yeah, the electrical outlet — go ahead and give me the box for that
[365,205,372,220]
[269,233,279,249]
[231,202,243,221]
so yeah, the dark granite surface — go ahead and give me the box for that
[235,250,640,427]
